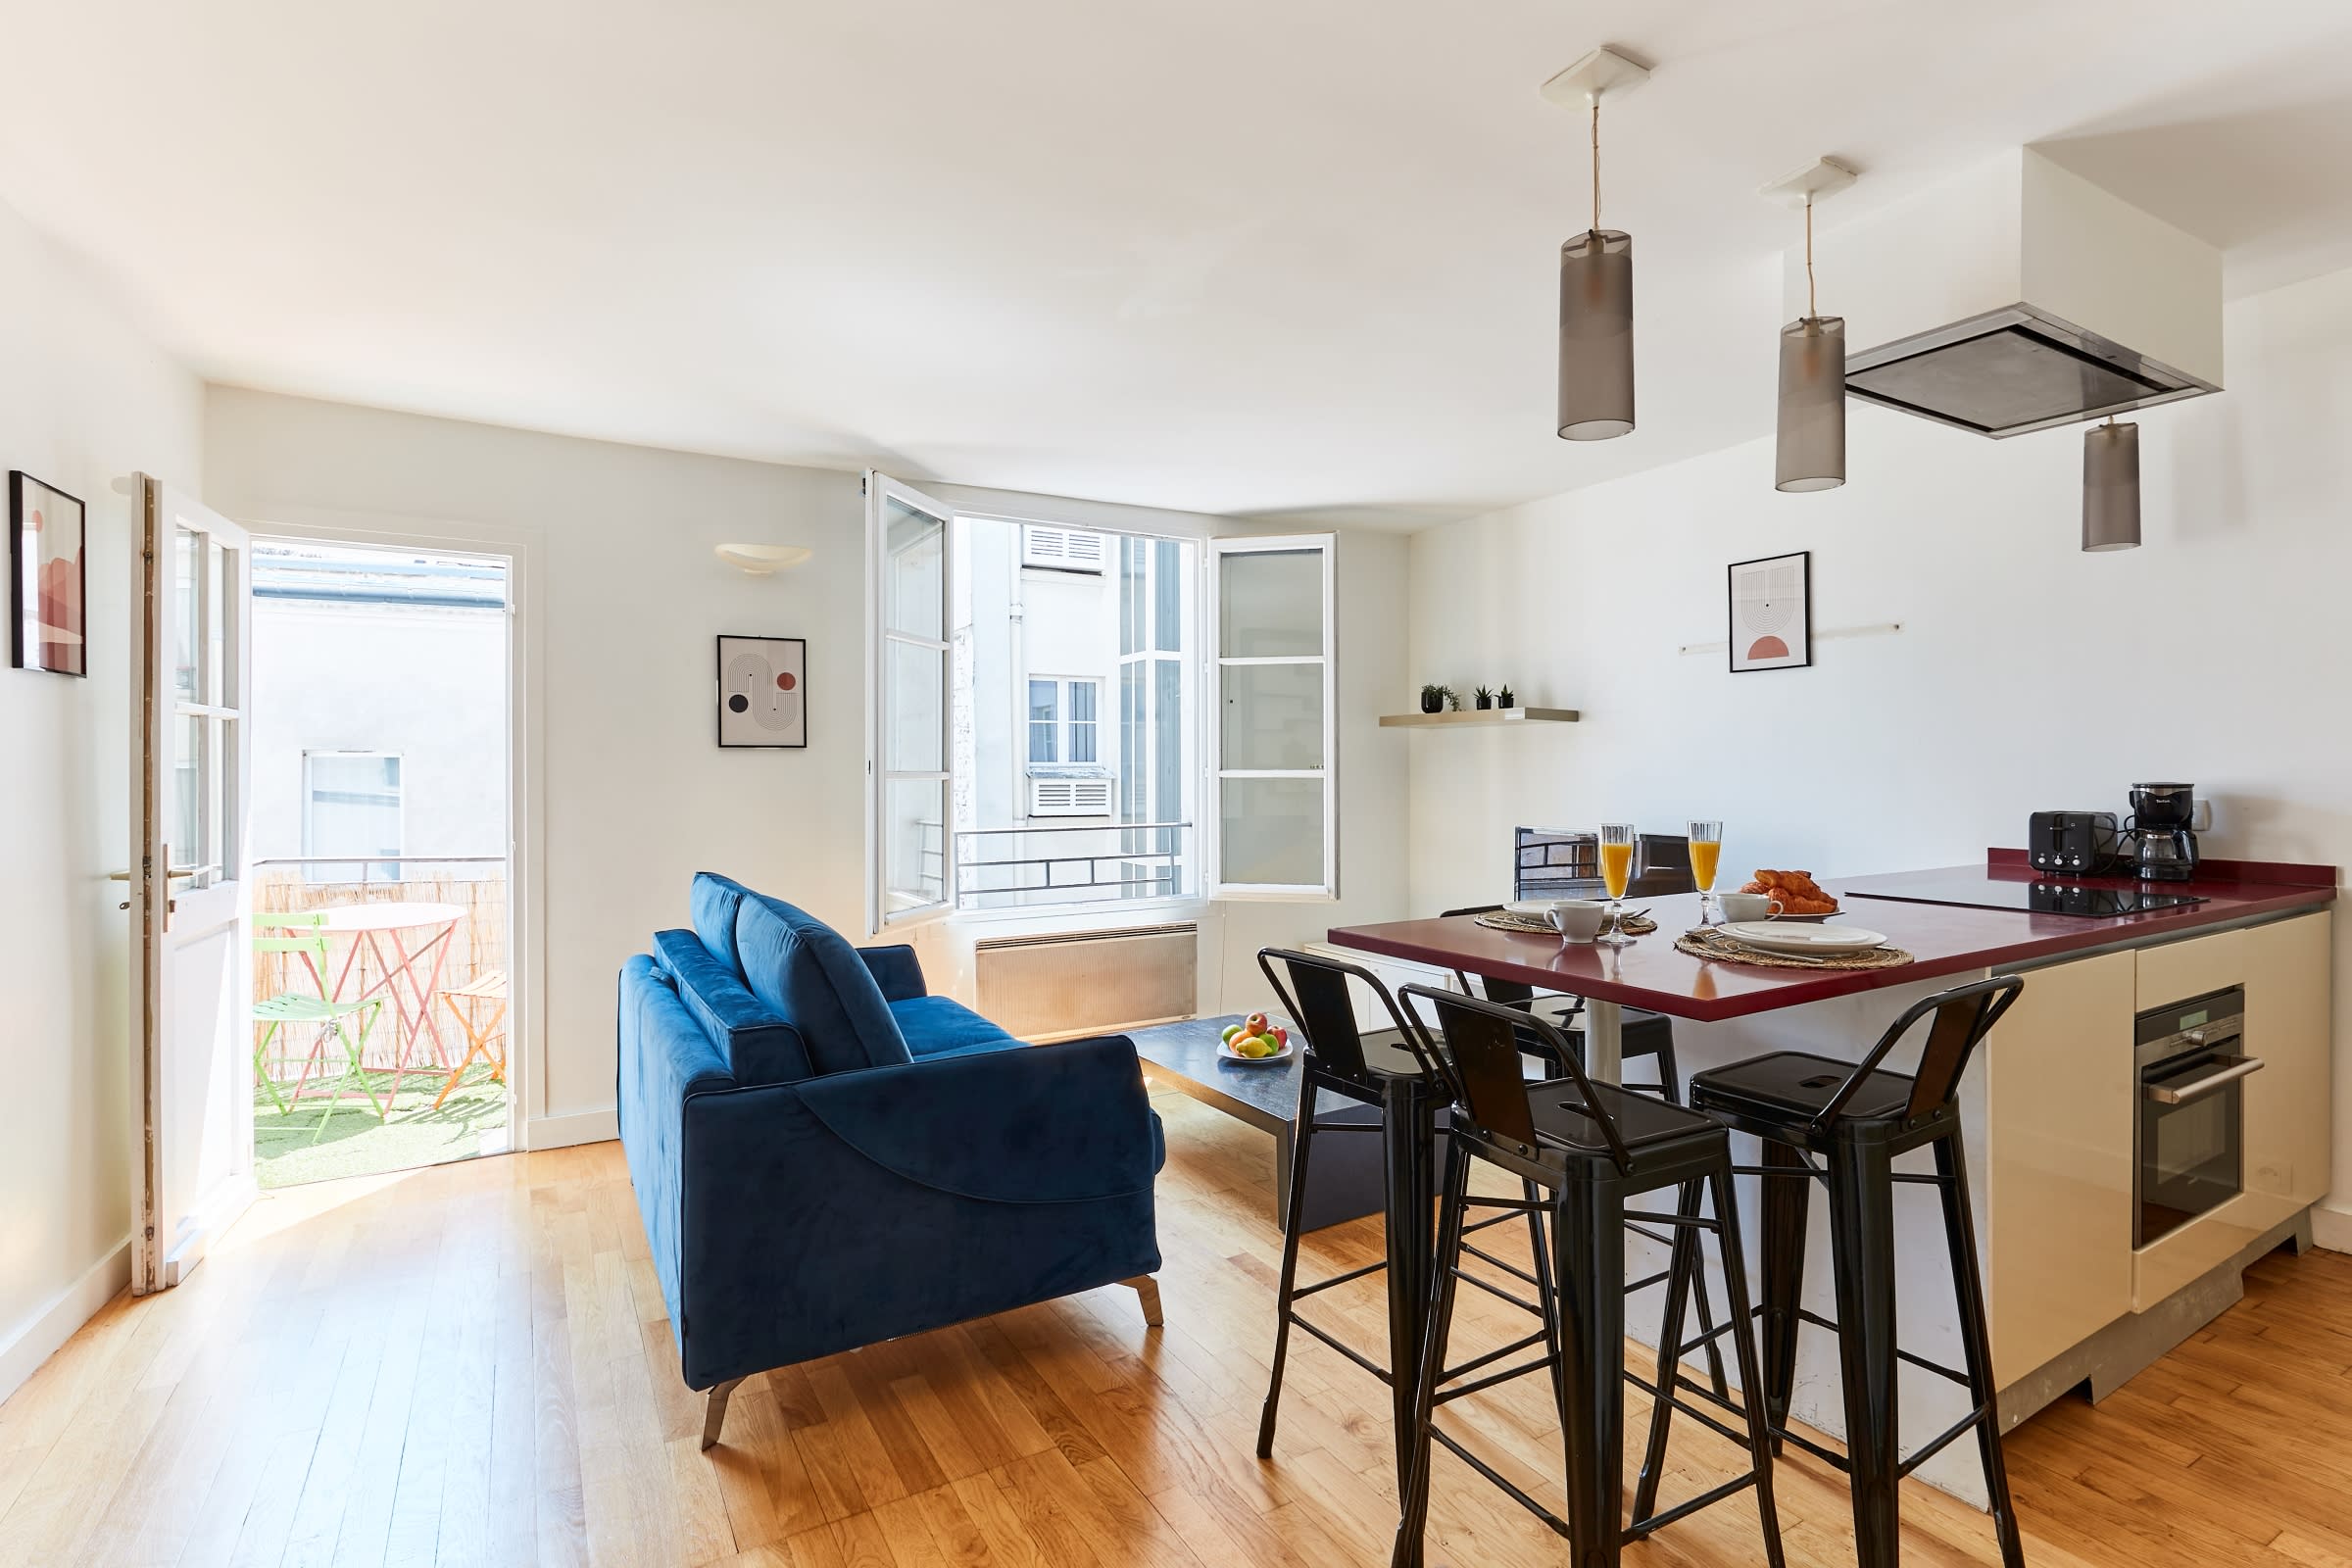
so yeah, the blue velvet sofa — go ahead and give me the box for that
[617,873,1166,1447]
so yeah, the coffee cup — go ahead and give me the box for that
[1545,900,1608,943]
[1717,892,1784,923]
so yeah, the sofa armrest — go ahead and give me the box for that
[616,955,733,1332]
[856,943,928,1003]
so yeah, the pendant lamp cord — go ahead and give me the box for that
[1590,100,1601,233]
[1805,196,1817,320]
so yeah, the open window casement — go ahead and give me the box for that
[1206,533,1337,899]
[865,472,957,932]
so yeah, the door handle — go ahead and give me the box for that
[2143,1054,2264,1104]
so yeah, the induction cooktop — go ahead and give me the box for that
[1846,868,2207,919]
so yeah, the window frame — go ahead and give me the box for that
[300,748,405,882]
[1205,532,1339,901]
[1024,674,1103,770]
[864,471,958,934]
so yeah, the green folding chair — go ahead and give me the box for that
[254,911,388,1143]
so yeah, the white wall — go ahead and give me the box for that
[203,405,1414,1144]
[0,201,206,1401]
[1406,263,2352,1232]
[205,389,869,1140]
[249,597,508,864]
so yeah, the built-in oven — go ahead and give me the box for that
[2134,985,2257,1249]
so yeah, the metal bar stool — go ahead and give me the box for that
[1390,986,1785,1568]
[1252,949,1562,1489]
[1684,975,2028,1568]
[1439,906,1726,1396]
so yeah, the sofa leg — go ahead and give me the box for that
[701,1376,747,1451]
[1122,1275,1164,1328]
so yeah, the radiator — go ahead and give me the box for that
[973,923,1197,1041]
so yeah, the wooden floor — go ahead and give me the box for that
[4,1087,2350,1568]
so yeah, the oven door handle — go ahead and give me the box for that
[2143,1053,2264,1105]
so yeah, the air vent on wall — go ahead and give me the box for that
[1030,778,1112,816]
[1021,526,1105,572]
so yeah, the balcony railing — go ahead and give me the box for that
[252,856,507,1077]
[953,821,1190,907]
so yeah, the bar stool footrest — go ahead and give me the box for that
[1629,1471,1762,1538]
[1287,1316,1392,1386]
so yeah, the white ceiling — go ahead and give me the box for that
[7,1,2352,528]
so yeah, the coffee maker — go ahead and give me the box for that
[2126,781,2200,882]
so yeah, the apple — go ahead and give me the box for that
[1245,1011,1270,1036]
[1221,1022,1245,1043]
[1270,1024,1289,1047]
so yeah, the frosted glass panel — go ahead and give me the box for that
[1219,549,1322,657]
[1220,776,1323,887]
[1220,663,1323,770]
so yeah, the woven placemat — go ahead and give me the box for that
[1674,926,1914,970]
[1476,910,1660,937]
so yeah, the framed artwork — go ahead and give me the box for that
[715,634,807,748]
[11,471,87,676]
[1727,550,1811,673]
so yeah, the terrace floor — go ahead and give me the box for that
[254,1062,510,1189]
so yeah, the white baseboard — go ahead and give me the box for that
[0,1237,132,1408]
[2312,1203,2352,1254]
[526,1107,617,1150]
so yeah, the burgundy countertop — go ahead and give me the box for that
[1327,855,2336,1025]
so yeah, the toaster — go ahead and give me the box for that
[2029,810,2127,876]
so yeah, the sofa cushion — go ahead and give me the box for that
[891,996,1023,1061]
[735,894,912,1074]
[690,872,750,976]
[652,929,813,1085]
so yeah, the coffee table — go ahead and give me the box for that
[1125,1014,1387,1233]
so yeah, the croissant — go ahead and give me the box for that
[1740,869,1837,913]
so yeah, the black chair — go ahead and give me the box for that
[1438,906,1683,1102]
[1390,986,1785,1568]
[1684,975,2028,1568]
[1252,948,1560,1477]
[1436,905,1727,1396]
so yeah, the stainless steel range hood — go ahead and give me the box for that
[1795,150,2223,439]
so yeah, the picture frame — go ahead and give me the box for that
[1727,550,1811,673]
[715,634,808,748]
[11,470,87,677]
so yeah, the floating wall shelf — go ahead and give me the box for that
[1379,707,1582,729]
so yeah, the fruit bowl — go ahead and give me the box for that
[1219,1014,1292,1064]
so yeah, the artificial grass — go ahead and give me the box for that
[253,1062,509,1189]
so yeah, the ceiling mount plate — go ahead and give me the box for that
[1540,45,1652,108]
[1760,157,1859,207]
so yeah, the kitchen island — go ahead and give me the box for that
[1327,854,2335,1505]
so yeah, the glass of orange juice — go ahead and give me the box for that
[1689,819,1724,923]
[1597,822,1637,945]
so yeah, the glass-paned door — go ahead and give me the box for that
[1209,534,1337,897]
[131,477,256,1293]
[867,472,956,930]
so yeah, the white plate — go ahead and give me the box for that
[1720,920,1887,956]
[1218,1039,1295,1066]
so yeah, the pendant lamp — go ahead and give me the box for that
[1543,47,1650,442]
[1763,159,1858,492]
[2082,417,2141,551]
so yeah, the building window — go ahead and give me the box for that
[1027,677,1102,767]
[301,751,403,882]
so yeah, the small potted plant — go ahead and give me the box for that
[1418,683,1446,714]
[1497,683,1514,710]
[1473,684,1494,710]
